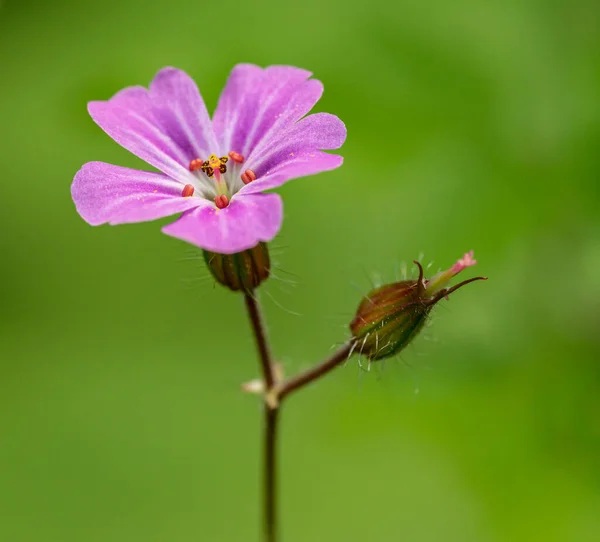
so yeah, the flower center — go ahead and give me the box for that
[184,151,258,208]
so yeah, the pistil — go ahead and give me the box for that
[206,154,229,197]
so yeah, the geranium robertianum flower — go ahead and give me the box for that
[71,65,346,254]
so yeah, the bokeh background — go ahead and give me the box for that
[1,0,599,540]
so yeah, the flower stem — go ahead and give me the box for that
[244,292,278,542]
[263,406,279,542]
[277,340,356,402]
[245,292,276,389]
[244,293,356,542]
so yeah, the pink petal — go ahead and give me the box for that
[212,64,323,158]
[88,67,216,183]
[149,67,219,160]
[238,112,346,194]
[238,152,344,195]
[72,161,208,226]
[162,193,283,254]
[451,251,477,274]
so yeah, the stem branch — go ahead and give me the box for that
[277,340,356,402]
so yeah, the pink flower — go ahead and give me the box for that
[426,251,480,295]
[451,250,477,274]
[71,66,346,254]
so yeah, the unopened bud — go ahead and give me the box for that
[349,252,486,361]
[203,242,271,293]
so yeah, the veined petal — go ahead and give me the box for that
[72,161,208,226]
[213,64,323,158]
[162,193,283,254]
[88,68,216,183]
[237,112,346,194]
[247,112,346,169]
[149,67,219,161]
[238,152,344,195]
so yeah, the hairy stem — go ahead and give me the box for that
[245,293,276,389]
[244,292,278,542]
[277,340,356,402]
[263,406,279,542]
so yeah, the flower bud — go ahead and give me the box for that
[349,252,486,361]
[203,242,270,293]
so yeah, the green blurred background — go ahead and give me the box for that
[1,0,599,540]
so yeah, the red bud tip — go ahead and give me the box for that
[214,194,229,209]
[189,158,204,171]
[241,169,257,184]
[228,151,245,163]
[181,184,195,197]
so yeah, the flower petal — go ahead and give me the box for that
[212,64,324,158]
[162,193,283,254]
[88,68,216,183]
[237,112,346,194]
[149,67,219,161]
[238,152,344,195]
[72,161,208,226]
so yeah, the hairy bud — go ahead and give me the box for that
[203,242,270,293]
[350,252,486,361]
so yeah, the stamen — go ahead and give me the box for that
[189,158,204,171]
[215,194,229,209]
[228,151,245,163]
[182,184,195,197]
[241,169,257,184]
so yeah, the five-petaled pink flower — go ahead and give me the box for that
[71,65,346,254]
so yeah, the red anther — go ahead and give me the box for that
[214,194,229,209]
[228,151,245,163]
[189,158,204,171]
[182,184,195,197]
[241,169,257,184]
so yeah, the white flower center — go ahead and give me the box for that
[182,151,257,208]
